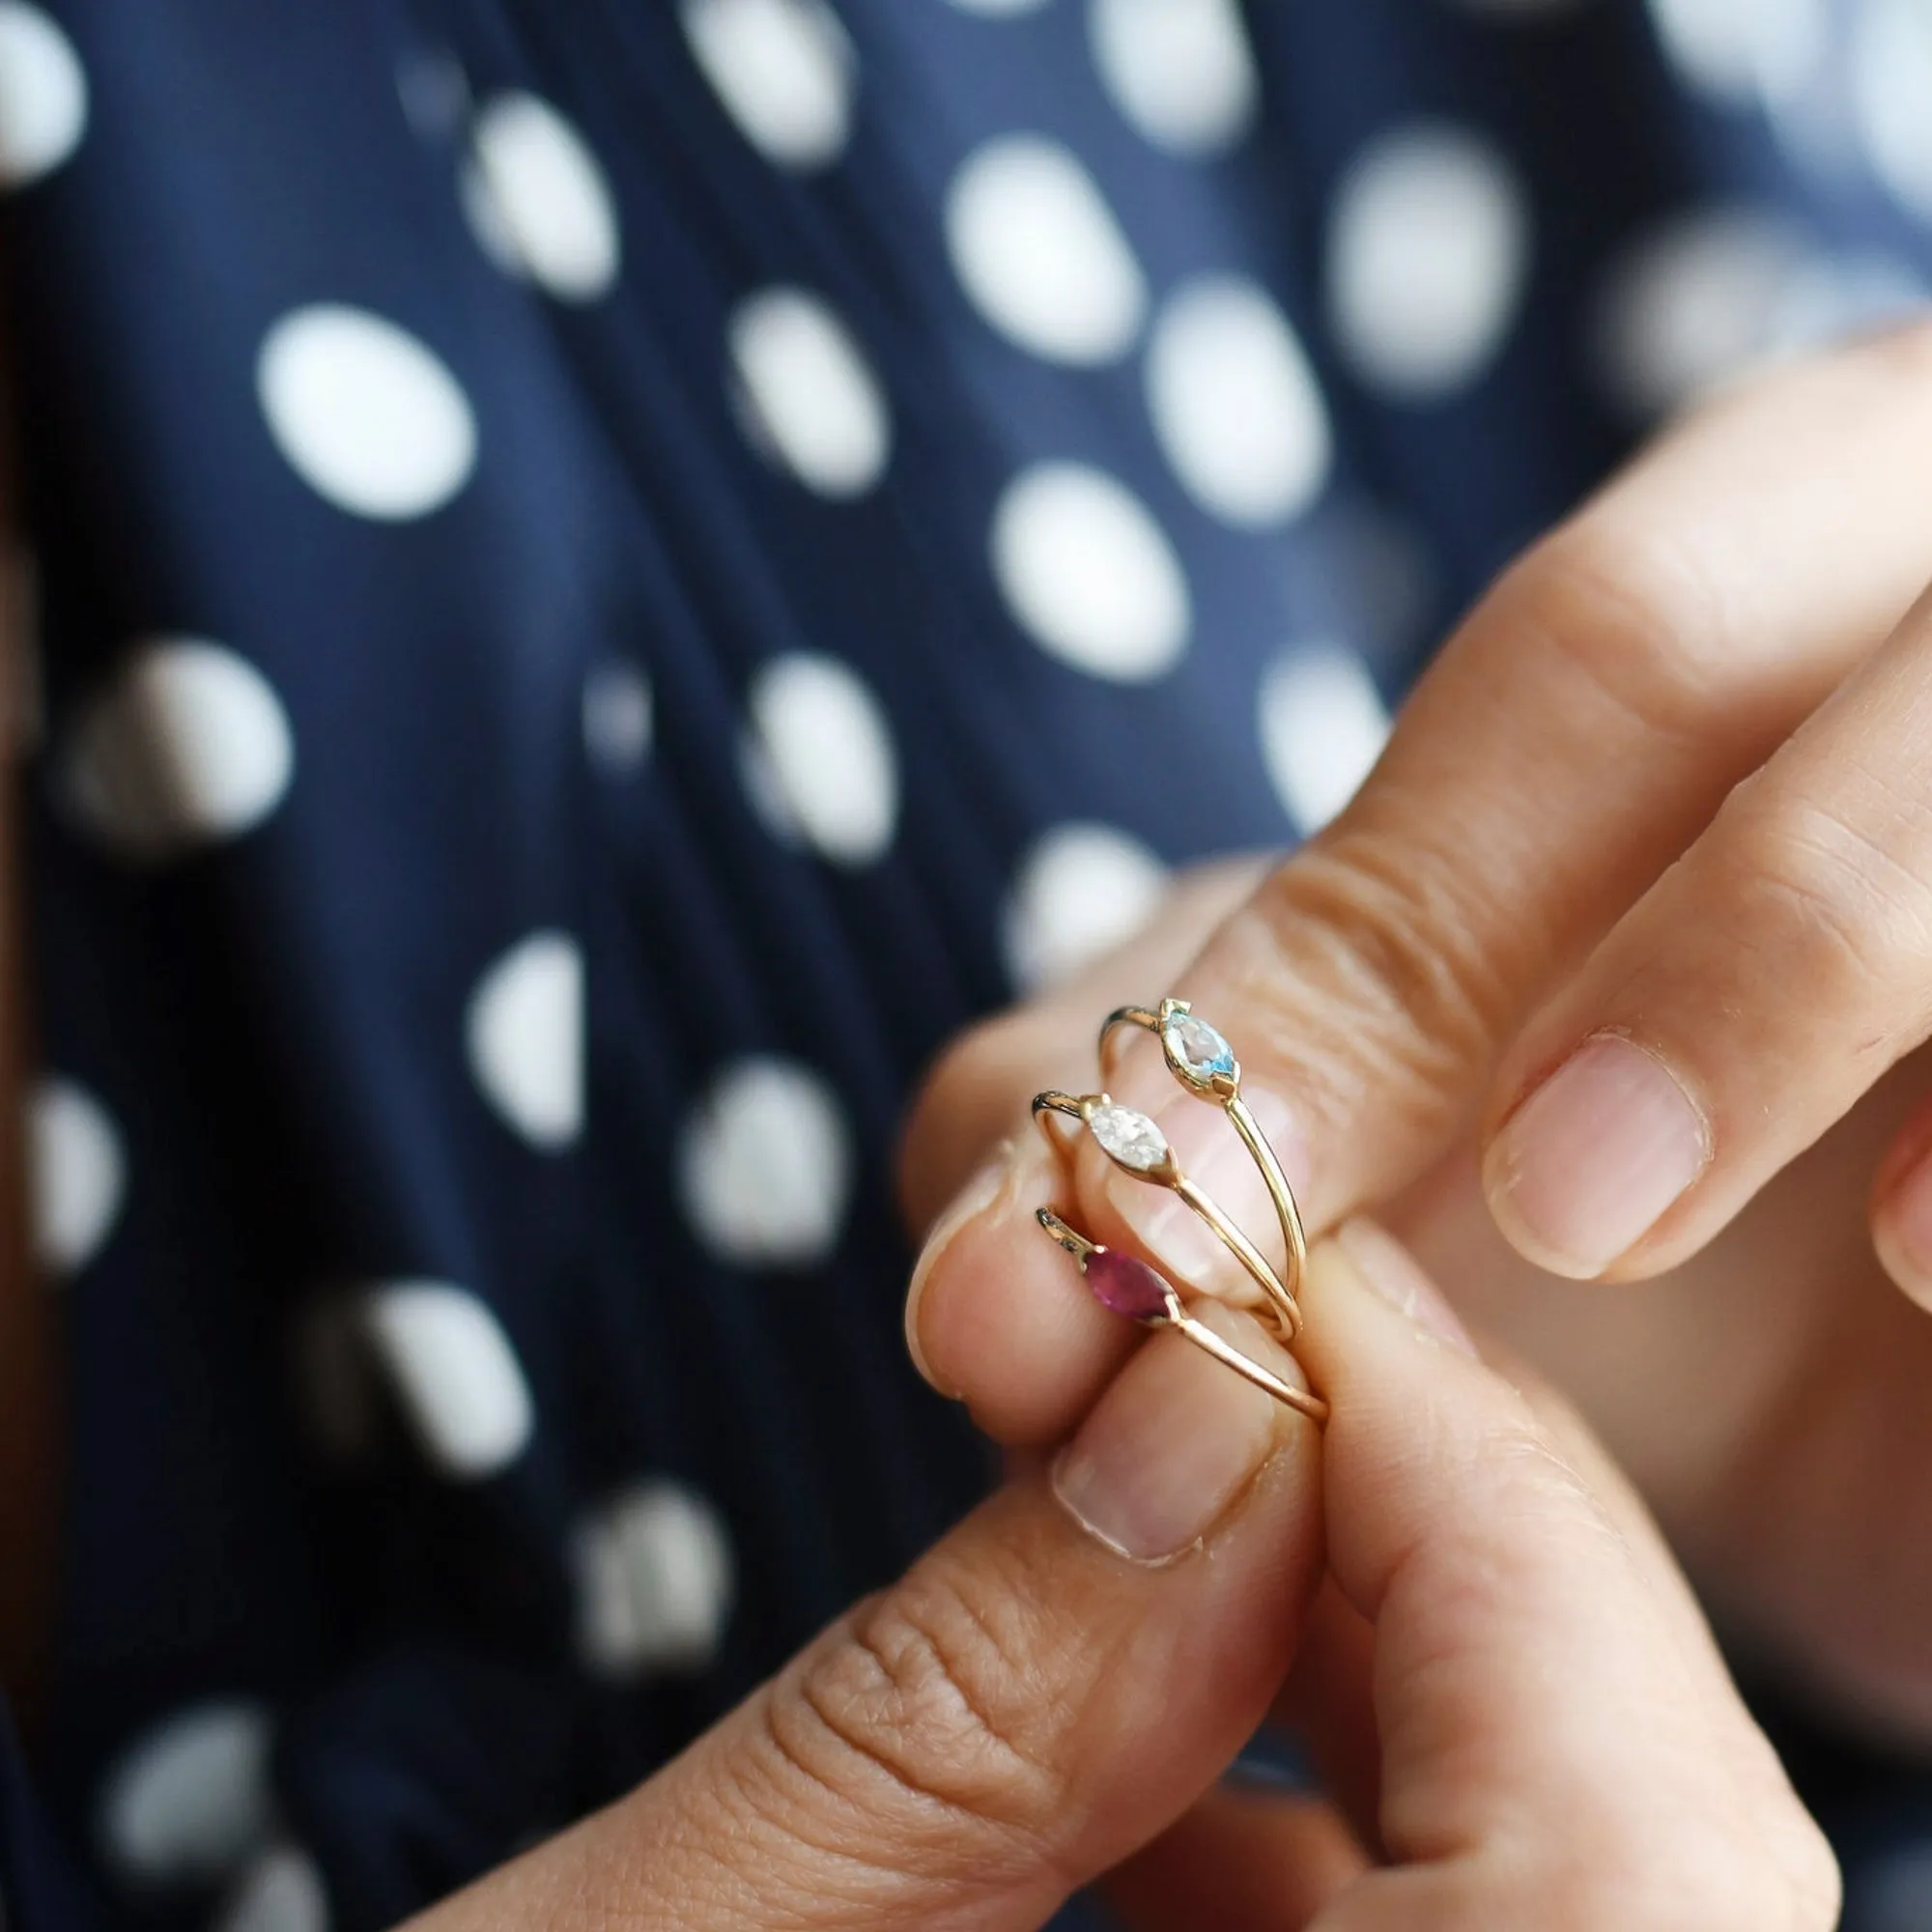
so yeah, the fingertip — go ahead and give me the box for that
[1334,1219,1479,1356]
[1299,1222,1482,1402]
[902,1151,1009,1400]
[907,1137,1137,1443]
[1051,1302,1308,1567]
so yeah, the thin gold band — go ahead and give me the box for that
[1037,1209,1328,1424]
[1100,1000,1309,1314]
[1031,1092,1301,1344]
[1032,1001,1325,1423]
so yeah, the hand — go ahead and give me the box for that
[904,321,1932,1736]
[405,1226,1833,1929]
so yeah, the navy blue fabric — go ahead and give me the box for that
[0,2,1929,1928]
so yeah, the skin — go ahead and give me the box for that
[905,320,1932,1741]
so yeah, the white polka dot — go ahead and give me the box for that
[1258,644,1391,836]
[1648,0,1827,110]
[1146,277,1331,526]
[582,661,653,775]
[258,306,477,521]
[1090,0,1259,156]
[1592,206,1809,417]
[946,135,1148,364]
[466,932,584,1150]
[213,1846,328,1932]
[0,4,85,188]
[464,93,619,301]
[1002,823,1169,993]
[362,1282,534,1479]
[1853,0,1932,226]
[1326,123,1530,398]
[991,463,1189,681]
[28,1077,123,1276]
[681,0,854,171]
[61,639,295,864]
[572,1479,735,1675]
[677,1058,852,1268]
[741,654,898,866]
[99,1703,273,1888]
[728,288,892,497]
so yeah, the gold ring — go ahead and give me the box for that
[1101,999,1309,1315]
[1036,1209,1328,1425]
[1031,1000,1326,1423]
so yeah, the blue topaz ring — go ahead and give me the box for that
[1099,999,1310,1312]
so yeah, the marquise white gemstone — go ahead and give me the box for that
[1165,1012,1236,1082]
[1089,1102,1170,1173]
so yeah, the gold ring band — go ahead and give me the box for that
[1101,999,1309,1315]
[1031,1090,1303,1345]
[1031,1000,1325,1423]
[1037,1208,1328,1425]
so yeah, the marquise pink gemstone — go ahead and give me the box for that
[1083,1249,1174,1324]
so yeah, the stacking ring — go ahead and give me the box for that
[1031,1000,1326,1424]
[1037,1209,1328,1423]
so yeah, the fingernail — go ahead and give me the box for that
[1874,1151,1932,1314]
[1052,1303,1284,1564]
[904,1149,1013,1397]
[1333,1218,1477,1356]
[1101,1085,1309,1306]
[1485,1035,1710,1278]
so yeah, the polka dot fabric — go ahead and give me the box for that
[0,3,1924,1929]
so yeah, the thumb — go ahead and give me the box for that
[409,1305,1324,1932]
[1292,1225,1839,1928]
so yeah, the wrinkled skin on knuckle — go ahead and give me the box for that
[747,1543,1091,1897]
[1497,517,1740,751]
[1234,831,1519,1150]
[1716,779,1932,1065]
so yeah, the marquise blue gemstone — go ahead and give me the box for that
[1165,1011,1236,1082]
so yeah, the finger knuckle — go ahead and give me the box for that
[1241,829,1519,1136]
[1499,517,1735,749]
[756,1562,1071,1880]
[1719,780,1932,1045]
